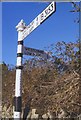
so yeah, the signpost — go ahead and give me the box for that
[23,46,52,59]
[14,2,56,119]
[22,1,55,40]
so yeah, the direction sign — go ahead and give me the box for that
[22,1,56,40]
[23,46,52,59]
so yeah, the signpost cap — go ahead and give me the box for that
[16,19,26,31]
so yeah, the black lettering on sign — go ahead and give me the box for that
[44,3,53,18]
[40,12,44,22]
[45,9,48,17]
[50,3,53,11]
[24,28,28,36]
[29,21,34,33]
[35,16,39,27]
[27,25,31,35]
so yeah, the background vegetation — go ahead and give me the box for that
[1,40,81,118]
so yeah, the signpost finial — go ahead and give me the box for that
[16,19,26,31]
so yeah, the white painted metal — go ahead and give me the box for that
[15,20,25,97]
[15,69,22,97]
[22,1,55,40]
[16,20,26,41]
[14,20,26,119]
[16,57,22,66]
[23,46,52,59]
[17,44,23,53]
[14,112,21,119]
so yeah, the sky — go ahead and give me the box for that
[0,2,2,64]
[2,2,79,65]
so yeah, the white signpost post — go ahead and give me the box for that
[14,2,56,119]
